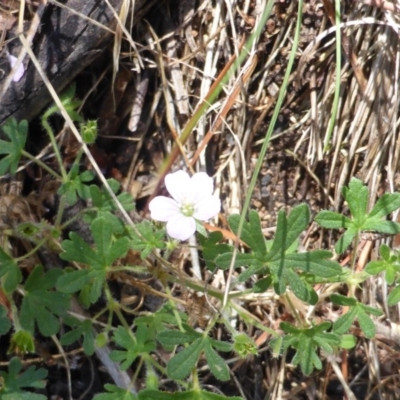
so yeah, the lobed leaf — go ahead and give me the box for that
[0,118,28,175]
[0,357,47,398]
[314,210,351,229]
[268,204,310,261]
[332,307,357,335]
[357,308,376,338]
[20,266,70,336]
[204,340,230,381]
[129,221,166,260]
[228,211,266,255]
[342,178,368,224]
[0,248,22,293]
[334,227,357,254]
[166,337,204,380]
[361,219,400,235]
[283,251,342,277]
[198,232,231,270]
[110,326,156,370]
[331,294,357,306]
[157,330,200,347]
[388,285,400,305]
[215,252,262,271]
[369,193,400,219]
[61,317,96,355]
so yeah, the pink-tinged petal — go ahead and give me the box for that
[166,214,196,241]
[7,54,25,83]
[165,170,191,203]
[193,195,221,220]
[188,172,214,203]
[149,196,179,221]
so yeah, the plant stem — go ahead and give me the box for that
[15,238,47,262]
[21,150,63,180]
[41,112,68,182]
[284,292,304,326]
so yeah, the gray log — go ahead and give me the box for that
[0,0,137,126]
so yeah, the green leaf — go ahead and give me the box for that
[286,270,310,301]
[110,326,156,370]
[128,221,166,259]
[253,276,273,293]
[195,219,208,237]
[0,305,11,336]
[360,303,383,316]
[357,308,376,338]
[90,179,135,213]
[61,316,96,355]
[365,260,387,276]
[58,165,94,205]
[331,294,357,307]
[137,389,242,400]
[0,118,28,175]
[380,244,392,261]
[19,266,70,336]
[136,303,187,342]
[334,227,357,254]
[157,330,200,347]
[388,285,400,305]
[340,334,357,349]
[332,297,382,338]
[0,247,22,293]
[167,337,204,380]
[366,246,400,285]
[343,178,368,223]
[0,357,47,398]
[217,204,342,303]
[268,204,310,260]
[58,217,130,303]
[333,307,357,335]
[269,250,341,301]
[282,251,342,277]
[280,322,340,375]
[60,232,101,268]
[93,383,137,400]
[228,211,266,255]
[314,210,351,229]
[203,340,230,381]
[209,338,232,352]
[361,219,400,234]
[198,231,231,270]
[215,252,261,271]
[270,335,284,357]
[369,193,400,219]
[57,269,95,295]
[57,82,83,122]
[84,181,134,234]
[316,178,400,253]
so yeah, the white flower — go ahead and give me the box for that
[149,170,221,241]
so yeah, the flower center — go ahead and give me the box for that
[180,202,195,217]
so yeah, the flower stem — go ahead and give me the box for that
[41,111,68,182]
[21,150,63,180]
